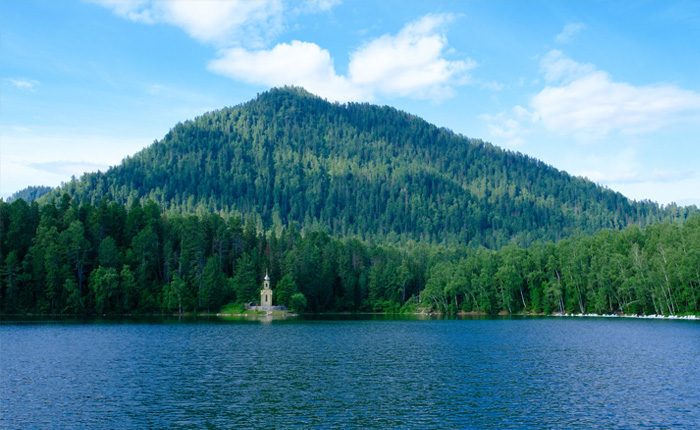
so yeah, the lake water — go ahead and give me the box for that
[2,315,699,429]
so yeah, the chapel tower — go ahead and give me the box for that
[260,270,272,310]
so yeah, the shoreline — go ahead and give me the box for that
[550,313,699,320]
[2,311,698,321]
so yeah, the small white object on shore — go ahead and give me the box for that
[552,313,698,320]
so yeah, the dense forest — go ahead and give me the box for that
[2,196,698,316]
[37,87,691,249]
[4,87,699,316]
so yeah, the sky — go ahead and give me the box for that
[2,1,700,206]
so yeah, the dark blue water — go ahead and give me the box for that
[2,316,699,429]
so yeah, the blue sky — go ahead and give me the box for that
[2,1,700,205]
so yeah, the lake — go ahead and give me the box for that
[2,315,699,429]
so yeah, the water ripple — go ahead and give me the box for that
[2,318,699,429]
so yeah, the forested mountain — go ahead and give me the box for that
[7,186,53,203]
[40,86,690,248]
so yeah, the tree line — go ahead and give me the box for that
[1,196,698,316]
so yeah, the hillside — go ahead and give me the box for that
[44,86,682,248]
[6,186,53,203]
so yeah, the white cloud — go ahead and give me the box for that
[555,23,586,44]
[532,50,700,136]
[208,13,473,103]
[348,13,475,101]
[484,51,700,146]
[7,78,39,92]
[97,3,471,102]
[208,41,368,103]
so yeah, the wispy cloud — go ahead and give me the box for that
[94,0,328,47]
[7,78,39,92]
[584,168,694,184]
[1,160,109,199]
[297,0,340,13]
[539,49,595,83]
[480,106,532,147]
[94,0,156,24]
[586,157,700,205]
[28,161,110,176]
[555,23,586,44]
[1,132,149,198]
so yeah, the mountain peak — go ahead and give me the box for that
[253,86,323,105]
